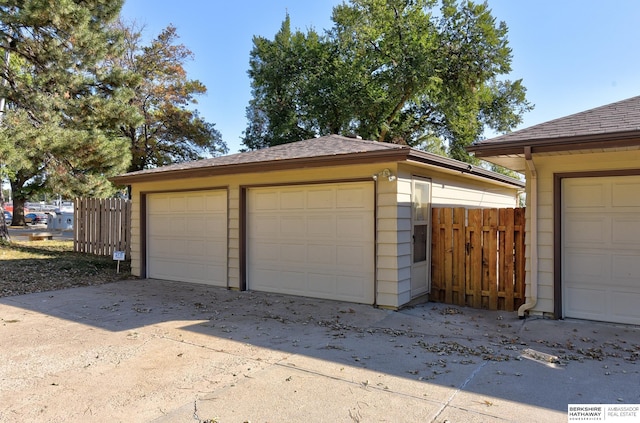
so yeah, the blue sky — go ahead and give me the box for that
[120,0,640,154]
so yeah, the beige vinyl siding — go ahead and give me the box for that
[400,163,520,208]
[525,149,640,317]
[431,181,518,208]
[228,187,240,290]
[375,178,404,308]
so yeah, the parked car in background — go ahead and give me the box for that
[3,211,11,225]
[25,212,49,225]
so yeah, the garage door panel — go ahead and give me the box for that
[281,190,305,209]
[565,287,607,320]
[248,182,374,304]
[204,220,227,237]
[282,216,306,236]
[612,254,640,283]
[564,182,606,209]
[564,251,608,283]
[336,245,364,266]
[186,195,206,211]
[308,274,336,295]
[336,276,368,299]
[563,215,606,245]
[307,189,333,208]
[252,215,280,236]
[307,215,335,237]
[612,182,640,207]
[281,243,306,263]
[253,191,279,210]
[337,215,371,239]
[611,292,640,322]
[147,191,227,287]
[169,196,186,212]
[563,176,640,324]
[612,217,640,246]
[185,218,206,235]
[307,244,335,265]
[337,187,367,208]
[251,242,279,261]
[276,270,308,292]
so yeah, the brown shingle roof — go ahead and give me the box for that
[468,95,640,156]
[118,134,407,178]
[111,134,523,187]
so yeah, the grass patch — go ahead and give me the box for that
[0,239,132,297]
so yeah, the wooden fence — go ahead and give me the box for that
[74,198,131,257]
[430,207,526,312]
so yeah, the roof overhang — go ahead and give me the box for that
[110,149,411,185]
[111,147,524,189]
[407,149,524,188]
[467,130,640,173]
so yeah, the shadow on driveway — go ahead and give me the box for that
[1,279,639,422]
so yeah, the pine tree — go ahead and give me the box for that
[0,0,138,227]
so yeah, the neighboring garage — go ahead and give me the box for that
[468,94,640,324]
[247,182,375,303]
[113,135,523,309]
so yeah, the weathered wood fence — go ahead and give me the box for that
[74,198,131,257]
[431,207,526,312]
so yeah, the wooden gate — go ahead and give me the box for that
[430,207,525,311]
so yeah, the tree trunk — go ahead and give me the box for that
[9,180,27,226]
[0,204,9,242]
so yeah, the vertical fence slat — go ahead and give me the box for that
[452,207,465,306]
[443,208,453,304]
[467,209,483,309]
[484,209,499,310]
[430,208,443,302]
[501,208,515,311]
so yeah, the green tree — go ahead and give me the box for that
[243,0,532,162]
[0,0,137,227]
[114,22,227,172]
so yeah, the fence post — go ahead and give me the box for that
[466,209,483,308]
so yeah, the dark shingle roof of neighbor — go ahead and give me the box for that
[111,134,524,187]
[468,95,640,156]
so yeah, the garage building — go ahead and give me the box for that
[468,95,640,325]
[113,135,523,309]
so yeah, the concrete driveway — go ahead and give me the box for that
[1,279,638,422]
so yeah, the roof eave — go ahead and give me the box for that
[407,149,525,188]
[110,148,411,185]
[467,130,640,158]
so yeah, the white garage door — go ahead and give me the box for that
[562,176,640,324]
[147,190,227,286]
[248,182,375,304]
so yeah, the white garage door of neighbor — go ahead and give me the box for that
[248,182,375,304]
[562,176,640,325]
[147,190,227,286]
